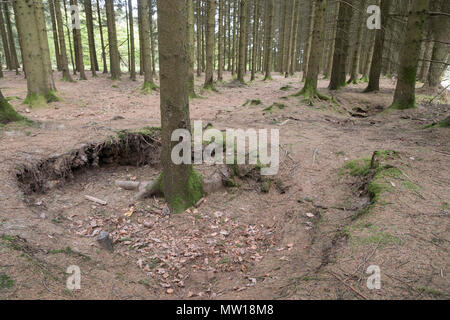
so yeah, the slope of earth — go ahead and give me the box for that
[0,70,448,299]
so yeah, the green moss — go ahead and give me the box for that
[402,180,420,191]
[141,81,159,94]
[272,102,287,109]
[0,273,14,290]
[415,286,445,298]
[280,85,292,91]
[0,97,30,125]
[166,167,204,214]
[341,158,372,176]
[261,180,271,193]
[425,116,450,129]
[263,105,273,113]
[352,230,402,247]
[117,126,161,139]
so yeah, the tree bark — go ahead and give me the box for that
[84,0,97,77]
[237,0,248,83]
[263,0,274,80]
[187,0,197,96]
[128,0,136,80]
[96,0,108,73]
[105,0,121,80]
[49,0,62,71]
[70,0,86,80]
[3,2,19,72]
[15,0,57,105]
[0,4,12,71]
[391,0,430,109]
[365,0,390,92]
[54,0,73,81]
[156,0,204,213]
[204,0,215,88]
[424,0,449,90]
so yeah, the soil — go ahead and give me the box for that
[0,70,449,300]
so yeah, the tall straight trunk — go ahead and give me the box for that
[63,0,76,74]
[0,5,12,70]
[348,0,366,84]
[0,55,3,77]
[237,0,248,82]
[302,0,315,81]
[298,0,327,100]
[149,0,156,77]
[128,0,136,80]
[425,0,449,90]
[204,0,215,88]
[250,0,259,81]
[231,0,238,75]
[282,0,293,76]
[70,0,86,80]
[48,0,62,71]
[226,0,231,71]
[365,0,390,92]
[105,0,121,79]
[418,27,433,82]
[54,0,73,81]
[329,0,353,90]
[15,0,56,105]
[218,0,224,81]
[138,0,155,91]
[277,1,286,73]
[324,0,338,79]
[3,2,18,71]
[156,0,204,213]
[289,0,300,76]
[392,0,430,109]
[187,0,196,96]
[196,0,202,76]
[285,0,296,78]
[361,31,375,81]
[96,0,108,73]
[263,0,274,80]
[84,0,97,77]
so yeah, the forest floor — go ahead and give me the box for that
[0,70,449,300]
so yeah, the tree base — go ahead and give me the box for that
[293,85,333,106]
[23,91,60,108]
[0,97,30,125]
[141,81,159,94]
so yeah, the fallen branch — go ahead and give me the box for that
[84,195,107,206]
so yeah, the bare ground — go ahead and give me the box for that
[0,70,449,300]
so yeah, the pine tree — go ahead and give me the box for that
[156,0,204,213]
[391,0,430,109]
[105,0,121,80]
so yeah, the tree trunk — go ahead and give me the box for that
[250,0,259,81]
[196,0,202,76]
[0,89,27,124]
[15,0,57,105]
[263,0,274,80]
[54,0,73,81]
[138,0,155,92]
[302,0,315,82]
[218,0,224,81]
[424,0,449,90]
[237,0,248,83]
[49,0,62,71]
[96,0,108,73]
[365,0,390,92]
[187,0,197,97]
[62,0,76,74]
[297,0,328,102]
[84,0,97,77]
[391,0,430,109]
[0,4,12,71]
[105,0,121,80]
[156,0,204,213]
[204,0,215,88]
[128,0,136,81]
[149,0,157,77]
[348,0,366,84]
[3,2,19,72]
[71,0,86,80]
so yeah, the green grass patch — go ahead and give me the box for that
[0,273,14,290]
